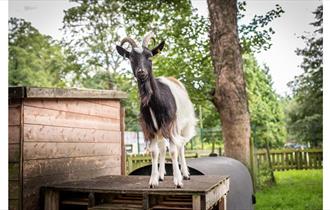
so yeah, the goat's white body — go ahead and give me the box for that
[148,77,196,188]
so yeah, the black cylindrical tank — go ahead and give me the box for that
[129,156,254,210]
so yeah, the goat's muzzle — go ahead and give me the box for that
[137,68,148,81]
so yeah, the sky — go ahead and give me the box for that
[9,0,322,96]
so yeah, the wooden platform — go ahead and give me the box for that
[42,175,230,210]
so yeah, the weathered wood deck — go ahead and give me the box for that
[42,175,230,210]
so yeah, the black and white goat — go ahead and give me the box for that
[116,32,196,188]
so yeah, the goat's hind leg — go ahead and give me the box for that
[179,144,190,180]
[149,140,159,188]
[169,140,183,188]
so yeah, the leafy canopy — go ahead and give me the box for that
[286,5,323,147]
[9,18,78,87]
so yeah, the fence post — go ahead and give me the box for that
[295,150,302,169]
[137,131,140,154]
[127,155,133,175]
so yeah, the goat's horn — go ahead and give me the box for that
[142,31,155,48]
[120,37,138,48]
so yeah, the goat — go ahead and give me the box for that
[116,32,196,188]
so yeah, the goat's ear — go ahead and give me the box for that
[151,41,165,56]
[116,45,130,58]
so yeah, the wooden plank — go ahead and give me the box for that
[9,163,20,180]
[192,195,201,210]
[23,156,121,178]
[9,180,19,199]
[24,124,121,143]
[24,106,120,131]
[9,126,20,144]
[9,199,19,210]
[24,142,121,160]
[9,106,21,126]
[87,99,121,108]
[219,194,227,210]
[24,99,120,119]
[9,144,20,162]
[47,175,228,194]
[120,107,126,175]
[44,190,59,210]
[24,87,127,99]
[90,203,142,210]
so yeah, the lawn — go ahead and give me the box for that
[256,169,323,210]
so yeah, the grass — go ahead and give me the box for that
[256,169,323,210]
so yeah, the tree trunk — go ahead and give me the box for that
[207,0,251,168]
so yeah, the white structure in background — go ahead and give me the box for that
[124,131,146,154]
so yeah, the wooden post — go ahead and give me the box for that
[44,190,59,210]
[295,150,302,169]
[120,107,126,175]
[192,195,201,210]
[88,192,95,208]
[143,193,150,209]
[218,194,227,210]
[127,155,133,175]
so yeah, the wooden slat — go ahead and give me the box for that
[44,190,59,210]
[9,180,19,199]
[24,87,127,99]
[90,203,142,210]
[152,205,192,210]
[192,195,201,210]
[9,163,20,180]
[24,124,121,143]
[9,106,21,126]
[9,126,20,144]
[23,142,121,160]
[87,99,121,108]
[24,99,120,119]
[120,107,125,175]
[9,199,19,210]
[61,199,88,206]
[9,144,20,162]
[23,156,121,178]
[24,106,120,131]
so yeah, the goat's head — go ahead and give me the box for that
[116,32,165,82]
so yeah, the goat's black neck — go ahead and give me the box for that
[138,76,158,107]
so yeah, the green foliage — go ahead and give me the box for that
[238,3,285,53]
[287,5,323,147]
[244,54,286,148]
[62,0,123,88]
[256,162,275,190]
[8,18,75,87]
[256,170,323,210]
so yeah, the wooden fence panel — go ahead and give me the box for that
[256,149,322,171]
[125,149,323,174]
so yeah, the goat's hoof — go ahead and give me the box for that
[183,176,190,180]
[176,185,182,189]
[150,185,155,189]
[159,178,164,182]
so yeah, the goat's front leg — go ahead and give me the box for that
[179,144,190,180]
[149,140,159,188]
[158,140,167,181]
[169,140,183,188]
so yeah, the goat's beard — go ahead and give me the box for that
[138,78,154,107]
